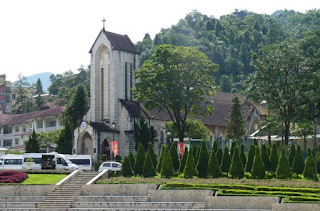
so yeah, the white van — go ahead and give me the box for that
[0,154,23,170]
[22,152,78,171]
[65,155,93,171]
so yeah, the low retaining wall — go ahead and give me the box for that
[81,184,157,196]
[206,196,279,209]
[272,203,320,211]
[0,185,54,196]
[148,189,212,202]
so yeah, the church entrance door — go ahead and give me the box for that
[101,139,111,160]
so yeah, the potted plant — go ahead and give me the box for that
[25,158,35,170]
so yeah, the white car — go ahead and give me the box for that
[98,161,122,172]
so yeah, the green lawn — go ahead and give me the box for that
[22,174,67,185]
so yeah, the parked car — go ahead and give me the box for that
[98,161,122,172]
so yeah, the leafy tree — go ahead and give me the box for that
[221,147,231,175]
[220,75,232,92]
[170,143,180,171]
[269,143,279,174]
[216,147,223,165]
[134,144,145,175]
[197,141,209,178]
[56,121,73,154]
[35,78,43,95]
[128,152,135,170]
[226,97,245,140]
[303,149,317,180]
[161,146,174,178]
[251,146,266,179]
[134,44,218,142]
[245,144,255,172]
[207,150,223,178]
[288,144,296,167]
[292,145,305,177]
[134,117,154,151]
[276,148,292,179]
[12,74,33,114]
[179,147,188,172]
[147,142,157,168]
[25,129,40,153]
[240,144,246,167]
[143,151,156,177]
[36,130,61,152]
[229,147,244,178]
[261,144,270,171]
[122,156,133,177]
[157,146,165,172]
[184,147,198,178]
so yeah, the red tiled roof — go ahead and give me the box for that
[0,107,64,127]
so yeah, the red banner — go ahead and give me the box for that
[111,140,118,156]
[178,142,186,158]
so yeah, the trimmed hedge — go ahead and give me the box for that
[0,171,28,183]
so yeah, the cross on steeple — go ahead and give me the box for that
[102,18,106,30]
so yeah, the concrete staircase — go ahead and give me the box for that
[37,171,98,210]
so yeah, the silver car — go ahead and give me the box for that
[98,161,122,172]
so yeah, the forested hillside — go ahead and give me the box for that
[136,9,320,92]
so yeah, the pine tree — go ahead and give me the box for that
[184,148,198,178]
[230,142,237,160]
[170,143,180,171]
[157,146,165,172]
[292,145,305,177]
[207,150,223,178]
[179,147,188,172]
[143,151,156,177]
[261,144,270,172]
[25,129,40,153]
[197,141,209,178]
[229,146,244,178]
[161,146,174,178]
[35,78,43,95]
[276,148,292,179]
[240,144,246,167]
[216,147,223,165]
[303,149,316,180]
[245,144,255,172]
[269,143,279,174]
[226,96,245,140]
[147,142,157,168]
[121,156,133,177]
[128,152,135,170]
[56,120,72,154]
[213,141,218,152]
[134,144,145,175]
[221,147,231,176]
[134,117,153,152]
[288,144,296,167]
[251,146,266,179]
[34,94,44,111]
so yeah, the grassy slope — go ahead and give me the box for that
[22,174,67,185]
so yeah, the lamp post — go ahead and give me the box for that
[111,121,116,160]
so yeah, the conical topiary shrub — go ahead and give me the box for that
[213,141,218,152]
[121,156,133,177]
[184,147,198,178]
[230,142,237,160]
[251,146,266,179]
[179,147,188,172]
[303,148,316,180]
[292,145,305,177]
[317,152,320,173]
[288,144,296,168]
[157,146,165,172]
[229,146,244,179]
[245,144,255,172]
[128,152,135,170]
[240,144,246,167]
[134,144,145,175]
[207,150,223,178]
[216,147,223,165]
[170,143,180,171]
[194,146,200,165]
[147,142,157,169]
[143,151,156,177]
[161,146,174,178]
[221,147,231,176]
[261,144,270,172]
[276,147,292,179]
[269,143,279,174]
[197,141,209,178]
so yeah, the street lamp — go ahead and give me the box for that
[111,121,116,160]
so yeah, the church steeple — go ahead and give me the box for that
[102,18,106,30]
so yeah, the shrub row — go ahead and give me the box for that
[0,171,28,183]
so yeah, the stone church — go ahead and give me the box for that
[73,27,265,161]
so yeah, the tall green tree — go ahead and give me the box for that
[179,147,188,172]
[157,146,165,172]
[251,146,266,179]
[184,147,198,178]
[147,142,157,168]
[197,141,209,178]
[261,144,270,171]
[161,146,174,178]
[207,150,223,178]
[292,145,305,177]
[134,144,145,176]
[221,147,231,175]
[219,75,232,93]
[170,143,180,171]
[122,156,133,177]
[288,144,296,167]
[35,78,43,95]
[229,147,244,178]
[226,97,245,140]
[134,117,154,151]
[12,74,33,114]
[303,149,317,180]
[143,151,156,177]
[276,147,292,179]
[134,44,218,142]
[245,144,255,172]
[25,129,40,153]
[216,147,223,165]
[269,143,279,174]
[56,121,73,154]
[240,144,247,167]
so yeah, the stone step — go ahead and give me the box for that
[0,196,44,202]
[76,196,149,202]
[68,209,270,211]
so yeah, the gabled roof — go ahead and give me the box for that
[89,29,138,54]
[119,99,149,118]
[89,121,119,133]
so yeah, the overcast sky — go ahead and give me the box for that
[0,0,319,82]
